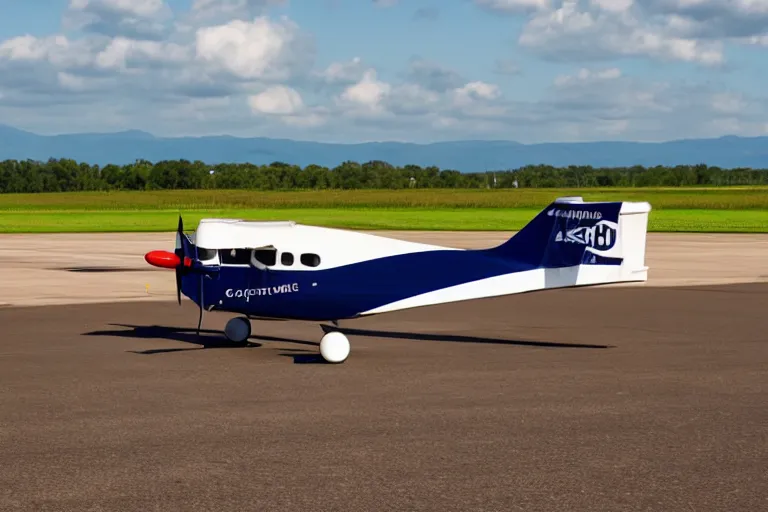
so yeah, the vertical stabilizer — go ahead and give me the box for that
[489,196,651,285]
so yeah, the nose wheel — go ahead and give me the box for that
[224,316,251,344]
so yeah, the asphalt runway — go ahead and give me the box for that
[1,282,767,511]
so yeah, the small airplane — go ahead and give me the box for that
[144,196,651,363]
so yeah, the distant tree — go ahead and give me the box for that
[1,158,767,193]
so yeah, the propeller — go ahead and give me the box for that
[175,215,184,305]
[175,215,205,335]
[194,237,204,336]
[145,215,214,338]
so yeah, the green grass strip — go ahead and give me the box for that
[0,186,767,211]
[1,208,767,233]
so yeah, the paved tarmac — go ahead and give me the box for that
[1,282,767,511]
[2,232,767,306]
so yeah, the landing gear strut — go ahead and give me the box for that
[224,316,251,343]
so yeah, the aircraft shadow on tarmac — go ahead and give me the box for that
[82,322,612,362]
[82,324,317,355]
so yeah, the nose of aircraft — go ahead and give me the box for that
[145,250,181,269]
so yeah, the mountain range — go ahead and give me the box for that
[1,124,767,172]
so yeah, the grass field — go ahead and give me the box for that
[1,188,767,233]
[1,187,768,210]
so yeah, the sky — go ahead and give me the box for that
[0,0,767,143]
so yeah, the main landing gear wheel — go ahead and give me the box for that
[319,331,350,364]
[224,316,251,343]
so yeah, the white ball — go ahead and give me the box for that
[320,332,350,363]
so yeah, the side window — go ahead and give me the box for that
[300,253,321,267]
[281,252,294,266]
[253,248,277,267]
[220,248,251,265]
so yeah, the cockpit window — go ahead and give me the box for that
[197,247,217,261]
[281,252,294,266]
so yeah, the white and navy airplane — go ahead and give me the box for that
[144,196,651,363]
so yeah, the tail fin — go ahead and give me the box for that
[489,196,651,285]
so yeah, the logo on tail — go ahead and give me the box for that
[555,220,618,253]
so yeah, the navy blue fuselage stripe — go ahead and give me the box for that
[180,201,625,321]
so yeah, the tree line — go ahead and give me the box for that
[1,158,767,193]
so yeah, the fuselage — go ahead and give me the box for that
[184,245,531,321]
[166,198,651,322]
[180,219,525,321]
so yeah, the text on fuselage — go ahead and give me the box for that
[226,283,299,301]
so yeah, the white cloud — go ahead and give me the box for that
[744,34,768,44]
[452,82,502,107]
[57,72,88,91]
[386,84,442,115]
[69,0,167,18]
[337,69,392,115]
[553,67,622,87]
[65,0,172,39]
[187,0,286,23]
[0,35,94,68]
[317,57,367,84]
[475,0,768,67]
[69,0,166,18]
[517,0,725,65]
[0,10,311,109]
[589,0,633,13]
[247,85,329,127]
[194,17,305,80]
[94,37,190,70]
[248,85,303,114]
[0,0,766,144]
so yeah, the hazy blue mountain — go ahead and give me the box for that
[1,124,767,172]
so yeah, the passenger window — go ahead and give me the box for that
[301,253,321,267]
[220,248,251,265]
[281,252,294,266]
[253,248,277,267]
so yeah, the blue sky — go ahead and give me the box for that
[0,0,767,143]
